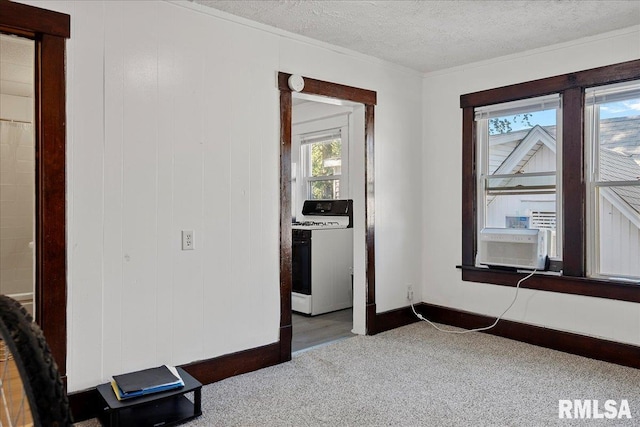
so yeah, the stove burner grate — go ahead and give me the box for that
[292,220,341,227]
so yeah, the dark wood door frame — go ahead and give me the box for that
[278,73,377,360]
[0,0,70,383]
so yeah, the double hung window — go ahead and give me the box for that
[585,80,640,280]
[301,130,344,200]
[461,59,640,302]
[476,95,562,259]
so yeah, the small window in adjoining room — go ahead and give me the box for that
[585,80,640,280]
[301,130,343,200]
[475,94,562,262]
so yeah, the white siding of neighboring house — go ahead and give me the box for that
[488,141,518,174]
[599,194,640,278]
[486,143,556,228]
[488,135,640,272]
[522,143,555,173]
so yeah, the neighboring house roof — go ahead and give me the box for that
[599,115,640,163]
[494,125,556,175]
[595,116,640,219]
[600,148,640,218]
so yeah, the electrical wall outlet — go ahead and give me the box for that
[182,230,194,250]
[407,285,414,301]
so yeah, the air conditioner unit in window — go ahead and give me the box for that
[478,228,549,270]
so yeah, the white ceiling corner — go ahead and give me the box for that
[192,0,640,73]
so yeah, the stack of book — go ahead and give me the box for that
[110,365,185,400]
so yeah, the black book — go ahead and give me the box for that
[113,365,180,394]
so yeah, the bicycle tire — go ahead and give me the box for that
[0,295,72,427]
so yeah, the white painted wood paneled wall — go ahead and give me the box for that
[19,0,424,391]
[65,1,282,391]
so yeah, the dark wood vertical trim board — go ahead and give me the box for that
[1,1,70,383]
[561,87,585,276]
[36,33,68,380]
[461,106,476,266]
[279,89,293,363]
[364,105,376,333]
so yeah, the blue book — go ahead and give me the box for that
[112,365,184,400]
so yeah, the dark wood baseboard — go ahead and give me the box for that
[69,387,102,423]
[70,302,640,421]
[365,303,377,334]
[372,302,639,369]
[279,324,292,363]
[405,302,640,369]
[369,304,419,335]
[181,341,281,384]
[69,333,286,422]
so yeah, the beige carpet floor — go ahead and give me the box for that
[77,321,640,426]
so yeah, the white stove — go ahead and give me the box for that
[292,199,352,230]
[291,200,353,316]
[292,220,348,230]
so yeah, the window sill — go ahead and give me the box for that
[458,265,640,303]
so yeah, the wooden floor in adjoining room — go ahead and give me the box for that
[292,308,354,353]
[0,341,34,427]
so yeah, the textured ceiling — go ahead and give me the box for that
[192,0,640,73]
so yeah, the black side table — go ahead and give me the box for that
[97,367,202,427]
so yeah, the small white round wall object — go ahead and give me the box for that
[288,74,305,92]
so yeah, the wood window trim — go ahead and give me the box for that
[460,58,640,303]
[278,73,378,350]
[0,0,70,380]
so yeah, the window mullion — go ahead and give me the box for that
[561,87,586,277]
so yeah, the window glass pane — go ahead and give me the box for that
[596,186,640,278]
[479,95,561,261]
[587,80,640,279]
[310,139,341,177]
[596,95,640,182]
[485,194,557,227]
[488,109,557,174]
[309,179,339,200]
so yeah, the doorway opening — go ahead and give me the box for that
[278,73,377,360]
[0,34,35,315]
[290,94,362,352]
[0,2,70,383]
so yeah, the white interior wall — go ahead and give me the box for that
[422,26,640,346]
[18,0,423,391]
[0,36,35,313]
